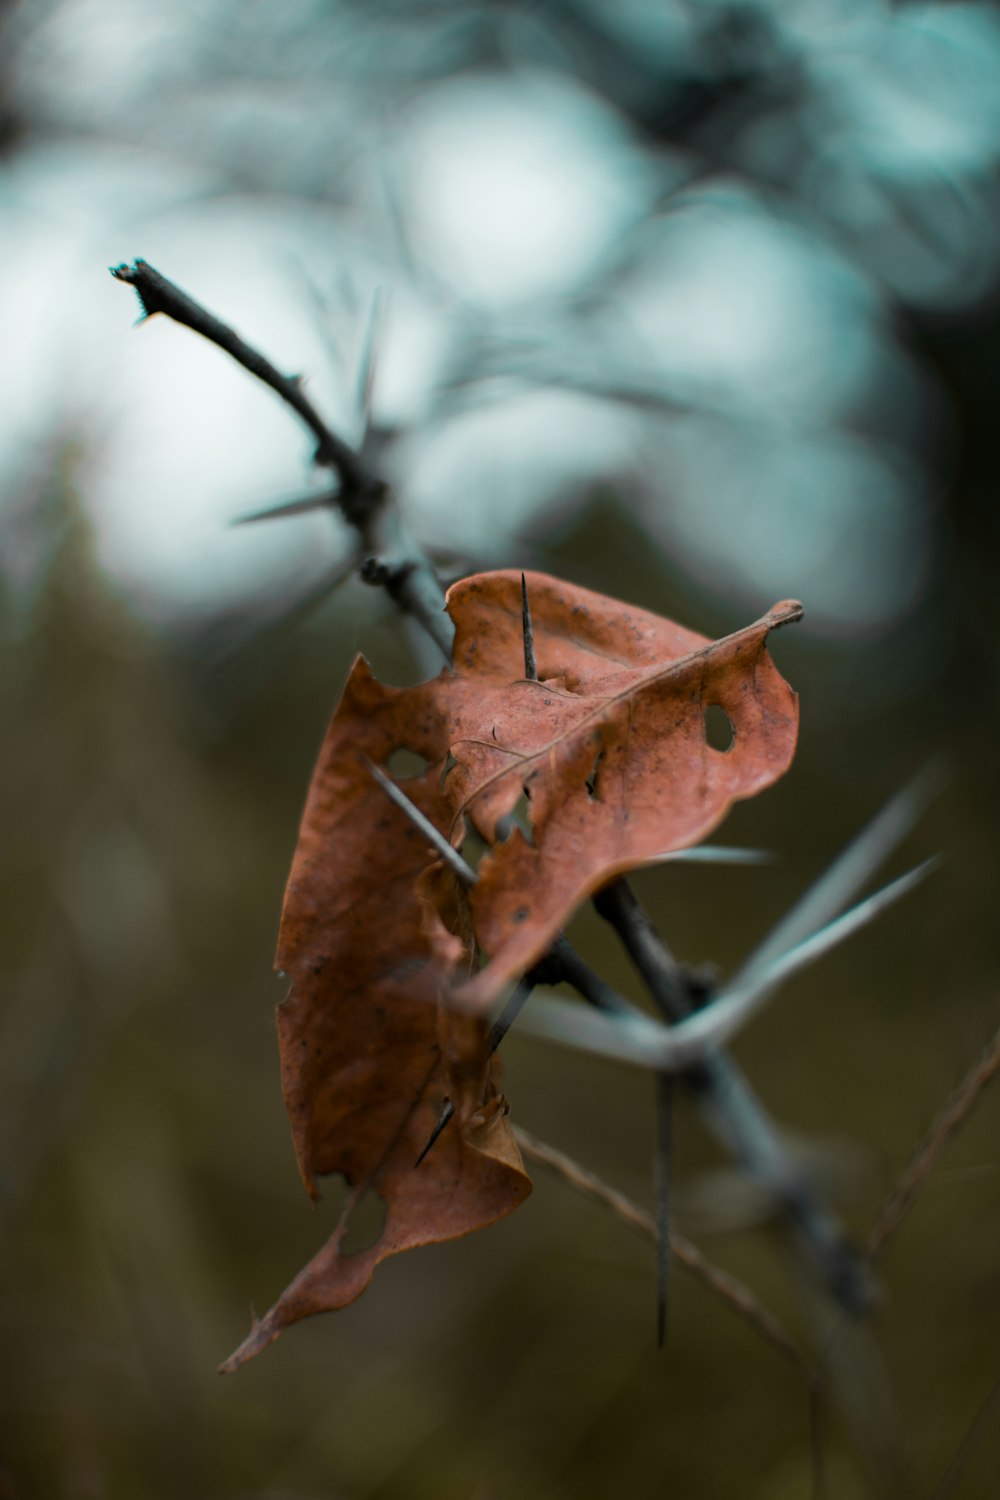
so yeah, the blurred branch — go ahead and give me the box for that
[931,1372,1000,1500]
[595,879,872,1315]
[731,766,944,991]
[513,1125,813,1382]
[869,1022,1000,1260]
[515,861,939,1070]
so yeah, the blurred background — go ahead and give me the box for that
[2,1,999,1495]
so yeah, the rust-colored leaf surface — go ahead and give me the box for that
[220,670,532,1373]
[224,571,800,1369]
[444,573,802,1008]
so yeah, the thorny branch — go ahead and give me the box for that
[110,259,453,659]
[111,259,367,484]
[113,256,1000,1488]
[110,257,872,1342]
[869,1021,1000,1260]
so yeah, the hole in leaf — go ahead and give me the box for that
[703,705,734,754]
[460,818,493,873]
[498,788,534,845]
[586,749,605,800]
[439,750,458,790]
[341,1187,388,1257]
[387,747,430,779]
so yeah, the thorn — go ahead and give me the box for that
[521,572,537,681]
[356,287,388,443]
[653,846,775,866]
[415,1098,455,1166]
[364,759,475,886]
[487,979,535,1055]
[733,767,945,989]
[209,556,358,672]
[231,489,340,525]
[655,1074,672,1349]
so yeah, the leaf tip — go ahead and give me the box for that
[766,600,805,630]
[218,1307,281,1374]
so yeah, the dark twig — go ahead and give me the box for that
[527,935,636,1017]
[112,259,453,659]
[594,881,691,1014]
[110,259,367,485]
[513,1125,813,1380]
[869,1022,1000,1260]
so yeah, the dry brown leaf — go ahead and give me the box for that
[444,573,802,1007]
[220,676,532,1372]
[223,571,801,1369]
